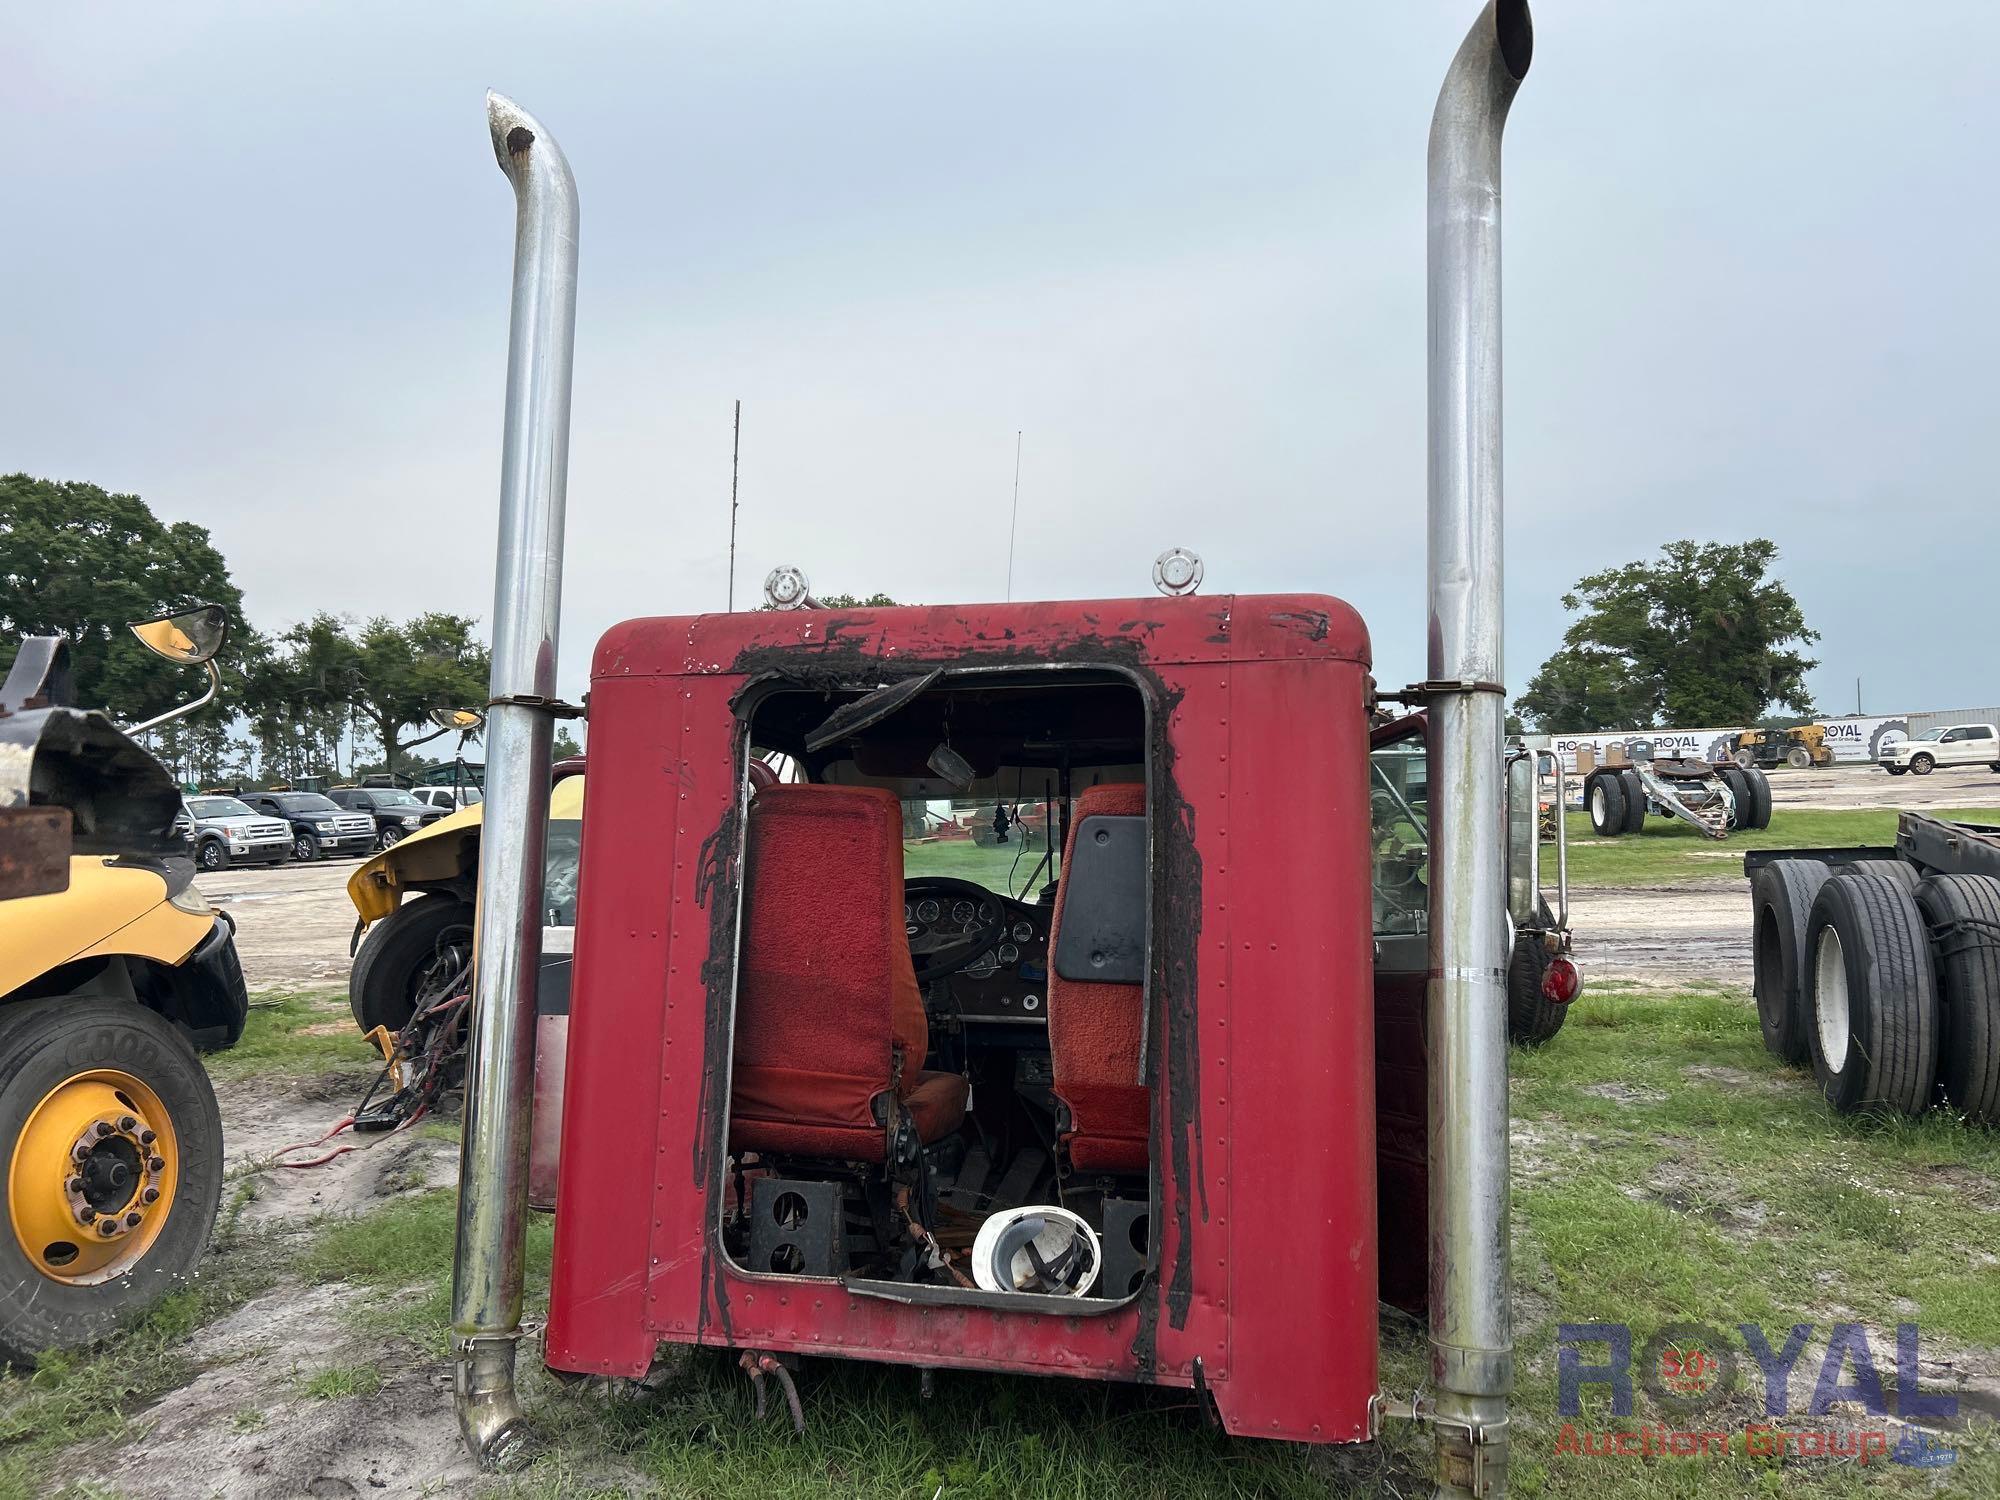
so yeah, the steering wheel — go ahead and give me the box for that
[904,876,1009,983]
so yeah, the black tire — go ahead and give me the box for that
[377,825,406,851]
[1745,767,1773,830]
[195,838,228,872]
[1618,769,1647,833]
[1839,859,1921,893]
[1718,765,1753,829]
[1886,766,1908,777]
[1786,747,1813,770]
[1910,753,1935,777]
[1751,859,1829,1065]
[348,894,475,1033]
[1587,773,1627,838]
[0,998,224,1366]
[1507,931,1567,1047]
[1912,875,2000,1125]
[292,831,320,863]
[1732,748,1757,770]
[1804,871,1940,1116]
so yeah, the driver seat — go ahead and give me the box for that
[729,784,968,1163]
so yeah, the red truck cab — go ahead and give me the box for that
[546,593,1385,1441]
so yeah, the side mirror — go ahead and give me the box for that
[1505,751,1537,926]
[128,604,228,666]
[430,707,485,733]
[1505,748,1569,934]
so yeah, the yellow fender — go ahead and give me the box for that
[0,858,213,999]
[347,777,586,930]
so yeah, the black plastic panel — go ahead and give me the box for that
[1053,814,1146,985]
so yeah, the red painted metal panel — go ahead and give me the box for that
[543,676,684,1374]
[548,595,1380,1444]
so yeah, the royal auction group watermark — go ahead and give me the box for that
[1555,1321,1959,1468]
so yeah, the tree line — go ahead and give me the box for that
[0,474,511,787]
[6,474,1818,762]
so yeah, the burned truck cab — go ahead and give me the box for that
[546,592,1383,1441]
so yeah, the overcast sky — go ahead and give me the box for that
[8,2,1995,722]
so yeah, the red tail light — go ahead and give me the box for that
[1541,954,1582,1005]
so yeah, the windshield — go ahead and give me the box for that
[453,786,482,804]
[901,789,1059,903]
[370,790,422,807]
[273,794,339,813]
[188,797,255,819]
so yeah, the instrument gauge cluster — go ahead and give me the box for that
[904,880,1052,1021]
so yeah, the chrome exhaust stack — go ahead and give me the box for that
[452,90,579,1469]
[1424,4,1531,1498]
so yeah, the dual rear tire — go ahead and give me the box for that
[1719,765,1773,831]
[1759,859,2000,1124]
[1584,769,1649,837]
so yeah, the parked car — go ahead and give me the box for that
[1878,723,2000,776]
[241,790,378,862]
[411,784,482,813]
[181,795,292,870]
[327,785,452,848]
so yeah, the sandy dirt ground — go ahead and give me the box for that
[195,856,371,992]
[1758,761,2000,811]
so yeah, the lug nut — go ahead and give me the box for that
[95,1121,115,1138]
[77,1208,96,1225]
[97,1221,118,1237]
[147,1156,165,1173]
[139,1129,156,1146]
[66,1176,83,1194]
[142,1187,161,1205]
[125,1212,142,1228]
[117,1115,137,1132]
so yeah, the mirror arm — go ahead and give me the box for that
[122,659,220,736]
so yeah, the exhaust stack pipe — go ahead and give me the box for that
[1425,4,1531,1499]
[452,90,579,1469]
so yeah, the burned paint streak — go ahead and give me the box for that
[690,727,749,1346]
[1270,609,1330,642]
[1149,676,1206,1335]
[720,629,1208,1352]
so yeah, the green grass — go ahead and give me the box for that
[1509,985,2000,1496]
[0,1248,278,1499]
[203,987,384,1081]
[1564,806,2000,888]
[12,989,1998,1498]
[298,1363,382,1399]
[902,836,1056,899]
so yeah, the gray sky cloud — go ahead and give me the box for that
[7,2,1995,720]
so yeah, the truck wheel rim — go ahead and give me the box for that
[8,1069,178,1285]
[295,834,313,860]
[1590,785,1607,826]
[1814,927,1850,1073]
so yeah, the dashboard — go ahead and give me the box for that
[904,877,1051,1023]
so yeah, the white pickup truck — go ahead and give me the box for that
[1879,722,2000,776]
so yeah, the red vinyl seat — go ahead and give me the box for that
[729,784,967,1163]
[1046,782,1150,1174]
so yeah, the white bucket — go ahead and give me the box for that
[970,1206,1102,1297]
